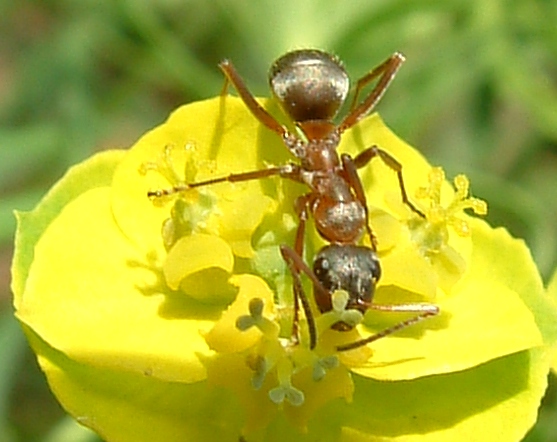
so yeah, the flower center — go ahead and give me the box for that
[234,295,359,406]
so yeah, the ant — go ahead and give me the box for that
[149,49,439,352]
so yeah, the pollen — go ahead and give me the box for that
[409,167,487,256]
[417,167,487,233]
[139,143,200,204]
[140,144,219,250]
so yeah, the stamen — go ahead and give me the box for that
[235,298,280,338]
[268,358,304,406]
[140,143,201,202]
[229,290,353,409]
[140,144,220,250]
[312,355,339,381]
[139,144,187,186]
[410,167,487,254]
[317,290,364,331]
[248,355,267,390]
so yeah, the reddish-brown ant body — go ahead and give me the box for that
[149,49,439,351]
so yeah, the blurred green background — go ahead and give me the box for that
[1,1,556,441]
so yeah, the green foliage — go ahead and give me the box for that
[1,0,556,440]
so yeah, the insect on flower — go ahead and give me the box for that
[149,49,439,352]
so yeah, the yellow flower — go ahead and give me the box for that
[12,97,557,441]
[547,270,557,374]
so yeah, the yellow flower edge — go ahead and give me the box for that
[351,218,547,381]
[16,185,214,383]
[11,97,557,441]
[12,150,126,308]
[547,268,557,373]
[24,326,554,442]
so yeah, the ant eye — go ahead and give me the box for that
[269,49,349,122]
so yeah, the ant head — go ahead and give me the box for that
[269,49,349,123]
[313,244,381,315]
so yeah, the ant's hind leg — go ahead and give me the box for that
[219,59,286,137]
[339,53,405,132]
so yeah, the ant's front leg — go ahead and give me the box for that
[280,245,319,350]
[336,302,439,352]
[279,195,324,350]
[352,146,424,217]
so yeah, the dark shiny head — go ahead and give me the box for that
[313,244,381,317]
[269,49,349,123]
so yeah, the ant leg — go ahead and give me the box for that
[219,72,230,97]
[340,154,377,250]
[148,165,285,198]
[290,196,310,345]
[219,59,287,137]
[339,53,405,132]
[352,146,424,217]
[148,163,304,198]
[293,196,331,315]
[279,195,325,349]
[336,302,439,352]
[280,245,319,349]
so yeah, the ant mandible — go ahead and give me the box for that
[149,49,439,351]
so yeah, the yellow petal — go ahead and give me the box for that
[17,187,214,383]
[339,348,549,442]
[12,150,126,309]
[111,97,281,259]
[285,362,354,432]
[351,220,544,381]
[379,244,437,300]
[163,233,233,296]
[545,266,557,373]
[433,244,467,293]
[368,207,401,252]
[204,274,275,353]
[218,191,277,258]
[205,351,279,436]
[25,327,245,442]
